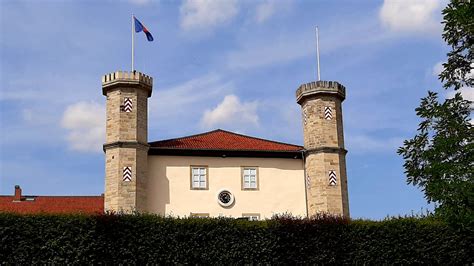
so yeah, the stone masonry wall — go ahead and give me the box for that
[103,71,152,213]
[297,82,350,217]
[104,148,119,211]
[105,88,148,144]
[305,152,345,215]
[301,96,344,149]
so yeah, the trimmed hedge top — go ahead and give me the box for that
[0,213,472,264]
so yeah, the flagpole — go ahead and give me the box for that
[316,26,321,81]
[132,14,135,72]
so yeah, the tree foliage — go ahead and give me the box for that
[439,0,473,90]
[399,0,474,229]
[398,92,473,228]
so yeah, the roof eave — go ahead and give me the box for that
[148,147,303,159]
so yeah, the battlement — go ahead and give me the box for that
[296,81,346,104]
[102,71,153,86]
[102,71,153,96]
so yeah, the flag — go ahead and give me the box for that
[134,16,154,42]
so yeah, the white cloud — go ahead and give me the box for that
[433,62,474,106]
[180,0,239,31]
[61,101,105,153]
[346,134,404,154]
[128,0,153,5]
[201,95,259,131]
[21,108,54,125]
[22,109,35,123]
[432,61,444,76]
[255,1,276,23]
[151,73,233,119]
[227,32,313,69]
[466,64,474,81]
[254,0,293,23]
[255,99,302,145]
[226,18,390,70]
[433,61,474,83]
[447,87,474,107]
[379,0,443,33]
[148,73,234,138]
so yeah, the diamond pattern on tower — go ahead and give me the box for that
[123,167,132,182]
[329,170,337,186]
[123,98,133,113]
[324,106,332,120]
[303,109,308,125]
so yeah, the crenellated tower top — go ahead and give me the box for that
[102,71,153,97]
[296,81,345,104]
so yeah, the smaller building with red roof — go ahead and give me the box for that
[0,185,103,214]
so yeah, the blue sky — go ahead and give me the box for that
[1,0,470,219]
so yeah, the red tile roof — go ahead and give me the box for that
[0,195,104,214]
[149,129,303,152]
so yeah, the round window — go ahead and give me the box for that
[217,189,234,207]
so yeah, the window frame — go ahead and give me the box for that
[217,189,235,207]
[242,213,260,221]
[241,166,259,191]
[190,165,209,190]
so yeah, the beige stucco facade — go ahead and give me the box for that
[147,156,306,219]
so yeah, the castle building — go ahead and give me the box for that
[101,71,349,218]
[0,70,349,218]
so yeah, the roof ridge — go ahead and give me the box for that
[149,129,303,148]
[149,147,301,152]
[148,129,222,145]
[215,129,303,148]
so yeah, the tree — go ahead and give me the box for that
[439,0,473,90]
[398,0,474,229]
[398,92,473,227]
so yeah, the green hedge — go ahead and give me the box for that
[0,213,471,264]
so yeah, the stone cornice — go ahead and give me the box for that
[148,147,303,159]
[304,147,348,156]
[103,141,150,152]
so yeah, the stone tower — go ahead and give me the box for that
[102,71,153,212]
[296,81,349,217]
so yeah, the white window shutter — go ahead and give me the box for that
[123,98,132,112]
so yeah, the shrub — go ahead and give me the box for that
[0,213,471,264]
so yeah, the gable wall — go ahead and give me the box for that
[147,155,306,219]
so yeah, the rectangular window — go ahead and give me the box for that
[242,213,260,221]
[242,167,258,190]
[190,166,208,190]
[190,213,209,218]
